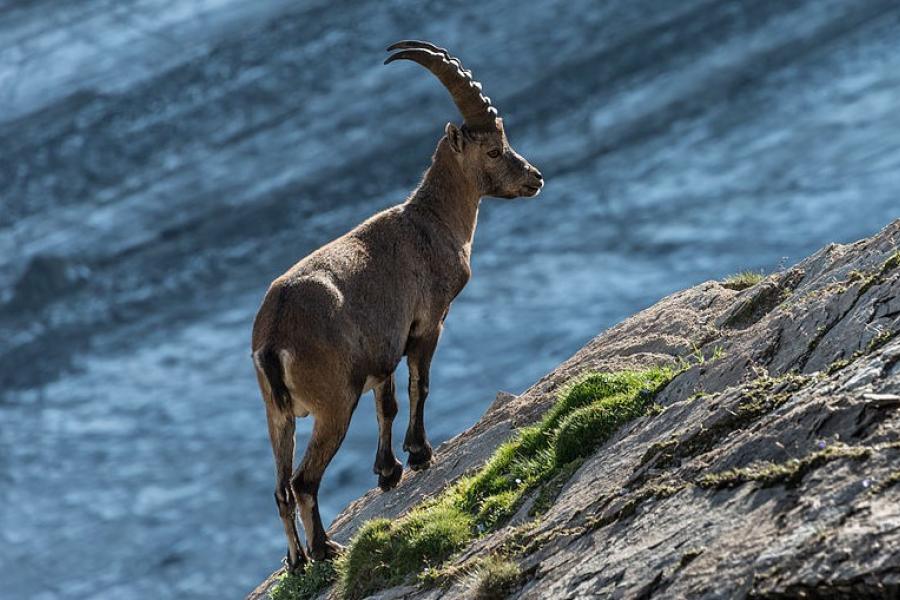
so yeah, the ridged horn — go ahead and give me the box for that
[385,40,498,130]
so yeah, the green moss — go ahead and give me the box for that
[335,368,674,599]
[470,519,541,566]
[871,471,900,494]
[654,372,811,469]
[883,250,900,273]
[867,328,895,352]
[722,271,764,291]
[825,358,851,375]
[586,482,683,530]
[783,254,900,311]
[856,249,900,294]
[269,561,337,600]
[697,444,871,489]
[847,269,866,283]
[638,438,679,468]
[824,328,895,376]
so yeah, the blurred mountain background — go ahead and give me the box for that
[1,1,898,598]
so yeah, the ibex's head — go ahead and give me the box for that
[385,41,544,199]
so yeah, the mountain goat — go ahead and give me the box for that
[251,40,543,569]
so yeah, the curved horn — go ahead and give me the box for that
[387,40,474,77]
[387,40,451,59]
[385,41,498,130]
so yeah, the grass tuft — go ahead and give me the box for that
[269,561,337,600]
[722,270,764,290]
[336,502,473,599]
[334,367,674,599]
[554,390,655,464]
[467,555,522,599]
[418,554,522,598]
[675,344,725,371]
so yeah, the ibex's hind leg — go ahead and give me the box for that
[373,374,403,491]
[405,328,440,471]
[291,403,353,560]
[265,404,306,572]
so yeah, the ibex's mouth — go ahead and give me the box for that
[522,184,542,197]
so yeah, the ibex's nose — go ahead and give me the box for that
[532,168,543,182]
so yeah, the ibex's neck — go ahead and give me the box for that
[408,138,481,250]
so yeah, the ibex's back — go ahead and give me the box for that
[252,40,542,570]
[252,199,468,415]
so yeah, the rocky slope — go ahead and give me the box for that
[250,220,900,599]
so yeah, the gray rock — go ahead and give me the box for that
[249,221,900,599]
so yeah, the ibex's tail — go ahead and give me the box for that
[258,347,292,413]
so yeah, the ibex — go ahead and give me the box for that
[251,40,543,569]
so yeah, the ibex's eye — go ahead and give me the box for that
[487,149,501,158]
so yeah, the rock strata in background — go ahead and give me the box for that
[251,219,900,599]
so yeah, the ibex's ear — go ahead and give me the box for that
[445,122,465,154]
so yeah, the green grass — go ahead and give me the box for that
[722,270,764,291]
[675,344,725,371]
[269,561,337,600]
[336,502,473,599]
[456,369,674,529]
[332,367,674,599]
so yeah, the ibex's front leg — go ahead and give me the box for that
[405,328,440,470]
[373,374,403,490]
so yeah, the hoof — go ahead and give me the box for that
[282,551,307,574]
[309,538,345,561]
[378,459,403,491]
[407,442,433,471]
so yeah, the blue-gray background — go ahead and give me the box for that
[1,1,898,598]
